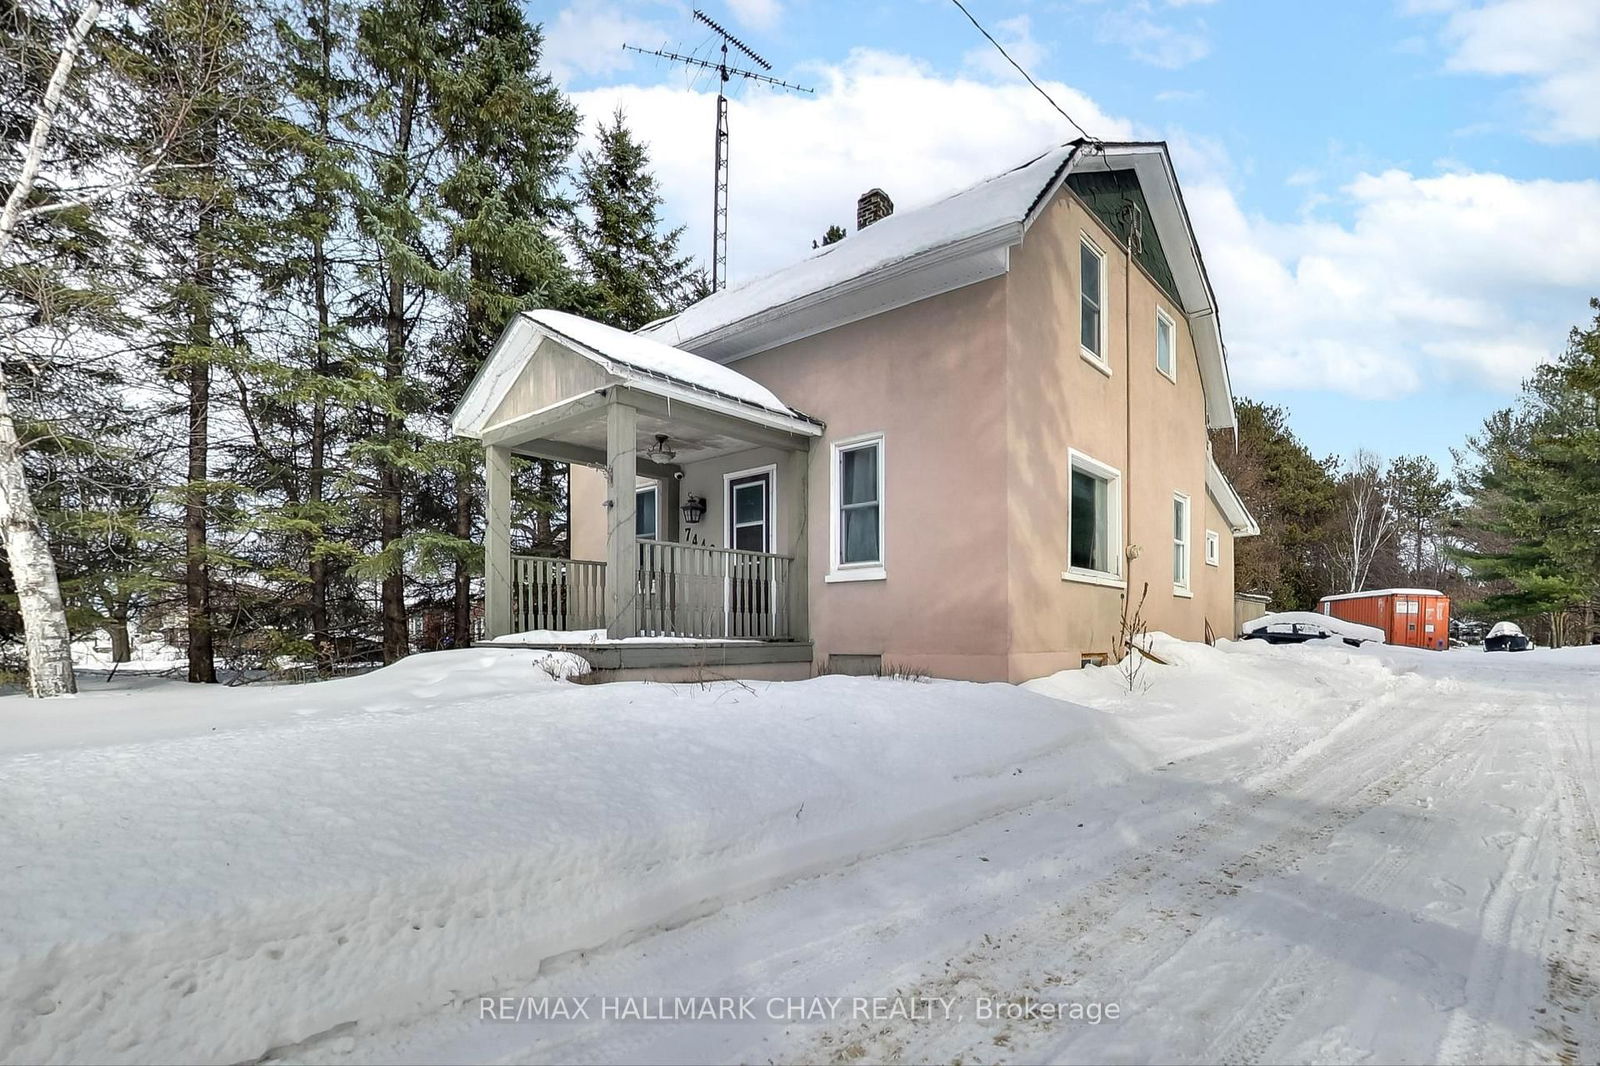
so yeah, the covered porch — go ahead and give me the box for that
[453,310,822,647]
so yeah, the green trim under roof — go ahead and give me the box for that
[1066,169,1182,306]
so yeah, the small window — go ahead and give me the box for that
[1156,308,1176,382]
[1067,450,1121,579]
[1205,529,1220,567]
[1172,493,1191,591]
[1080,237,1106,367]
[829,434,885,578]
[635,485,659,540]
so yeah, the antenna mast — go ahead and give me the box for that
[625,10,813,291]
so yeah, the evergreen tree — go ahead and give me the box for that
[813,223,845,248]
[124,0,281,683]
[1454,298,1600,640]
[572,108,692,331]
[1210,399,1340,608]
[1384,454,1453,584]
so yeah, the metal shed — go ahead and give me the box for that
[1318,588,1451,650]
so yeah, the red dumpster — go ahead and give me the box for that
[1318,588,1451,650]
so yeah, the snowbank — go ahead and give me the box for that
[0,649,1124,1064]
[1242,609,1385,644]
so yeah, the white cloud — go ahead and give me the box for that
[1419,0,1600,142]
[962,15,1046,80]
[726,0,782,31]
[1097,2,1211,68]
[541,0,677,83]
[1185,164,1600,396]
[571,48,1130,274]
[569,46,1600,402]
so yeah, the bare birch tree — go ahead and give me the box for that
[0,0,102,696]
[1328,449,1397,594]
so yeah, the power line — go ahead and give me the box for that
[947,0,1094,142]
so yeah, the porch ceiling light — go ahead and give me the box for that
[681,494,706,525]
[645,433,677,463]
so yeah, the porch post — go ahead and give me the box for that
[777,444,810,640]
[483,443,514,639]
[605,395,639,638]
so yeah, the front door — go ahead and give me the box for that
[727,472,773,636]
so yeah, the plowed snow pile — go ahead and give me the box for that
[0,650,1126,1065]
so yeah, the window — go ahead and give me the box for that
[635,485,659,540]
[827,434,886,581]
[1156,308,1176,382]
[1205,529,1220,567]
[1080,237,1107,370]
[1065,450,1122,584]
[1172,493,1191,592]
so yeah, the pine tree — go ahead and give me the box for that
[424,0,579,643]
[813,223,845,249]
[572,108,693,331]
[1384,455,1453,583]
[123,0,281,683]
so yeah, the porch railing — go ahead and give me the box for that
[636,540,794,640]
[509,544,793,640]
[512,556,607,633]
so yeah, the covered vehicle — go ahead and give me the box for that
[1241,611,1384,648]
[1484,621,1531,652]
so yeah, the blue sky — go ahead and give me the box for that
[539,0,1600,470]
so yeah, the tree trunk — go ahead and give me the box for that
[186,354,216,683]
[107,604,131,663]
[376,75,417,665]
[0,364,77,696]
[306,0,334,677]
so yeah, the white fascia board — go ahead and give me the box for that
[1067,146,1237,432]
[451,314,538,438]
[1206,454,1260,537]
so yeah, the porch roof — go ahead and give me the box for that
[451,310,823,443]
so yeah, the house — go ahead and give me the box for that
[451,139,1258,682]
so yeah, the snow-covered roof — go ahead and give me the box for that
[1318,588,1446,604]
[641,144,1078,348]
[640,140,1239,431]
[451,310,821,439]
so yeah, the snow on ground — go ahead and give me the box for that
[0,650,1123,1065]
[4,637,1600,1065]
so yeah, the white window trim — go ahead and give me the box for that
[1063,448,1123,587]
[1205,529,1221,567]
[826,432,886,583]
[1079,234,1111,376]
[1155,307,1177,384]
[1173,491,1192,596]
[635,483,661,541]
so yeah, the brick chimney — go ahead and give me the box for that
[856,188,894,230]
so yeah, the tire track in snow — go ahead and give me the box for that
[792,683,1507,1065]
[1533,711,1600,1066]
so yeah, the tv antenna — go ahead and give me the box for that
[625,10,813,291]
